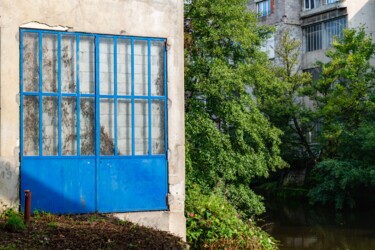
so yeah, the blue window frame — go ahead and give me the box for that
[257,0,271,17]
[20,29,169,213]
[20,29,168,158]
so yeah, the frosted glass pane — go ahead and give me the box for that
[100,99,115,155]
[152,100,165,154]
[151,41,164,96]
[42,34,58,92]
[135,100,148,155]
[62,97,77,155]
[61,35,77,93]
[117,39,131,95]
[42,97,58,155]
[118,99,132,155]
[23,33,39,92]
[134,40,148,96]
[23,96,39,155]
[99,38,114,95]
[80,98,95,155]
[80,37,95,94]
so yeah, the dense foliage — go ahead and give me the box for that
[253,27,375,209]
[186,185,277,250]
[307,28,375,209]
[185,0,286,217]
[253,29,316,163]
[184,0,286,248]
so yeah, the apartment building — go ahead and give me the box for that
[248,0,375,71]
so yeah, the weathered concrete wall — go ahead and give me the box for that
[0,158,19,211]
[0,0,185,239]
[348,0,375,65]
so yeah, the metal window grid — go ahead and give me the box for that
[20,29,168,159]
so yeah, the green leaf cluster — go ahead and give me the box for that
[186,185,277,250]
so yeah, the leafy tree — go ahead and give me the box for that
[307,28,375,209]
[253,29,317,163]
[184,0,286,217]
[309,27,375,159]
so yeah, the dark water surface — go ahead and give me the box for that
[260,202,375,250]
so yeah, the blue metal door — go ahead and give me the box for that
[20,29,168,213]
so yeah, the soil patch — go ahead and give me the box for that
[0,213,186,250]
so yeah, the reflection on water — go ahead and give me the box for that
[260,202,375,250]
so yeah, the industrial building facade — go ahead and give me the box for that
[0,0,185,239]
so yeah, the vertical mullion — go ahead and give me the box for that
[131,39,135,156]
[58,34,62,156]
[20,30,24,157]
[163,40,168,156]
[95,37,100,157]
[76,35,81,156]
[94,36,100,212]
[114,38,118,156]
[38,32,43,156]
[147,39,152,155]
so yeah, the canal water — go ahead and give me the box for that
[260,202,375,250]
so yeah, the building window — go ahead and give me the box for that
[325,17,347,47]
[304,0,321,10]
[325,0,337,4]
[21,29,167,157]
[304,16,347,52]
[305,23,322,52]
[304,0,338,10]
[257,0,271,17]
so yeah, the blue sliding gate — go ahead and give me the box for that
[20,29,168,213]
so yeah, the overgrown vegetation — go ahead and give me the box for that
[185,0,285,248]
[254,27,375,210]
[306,28,375,209]
[186,185,277,250]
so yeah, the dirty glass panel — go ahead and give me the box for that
[79,37,95,94]
[117,99,132,155]
[99,38,114,95]
[42,34,58,93]
[151,41,165,96]
[80,98,95,155]
[100,99,115,155]
[61,35,77,93]
[23,96,39,156]
[117,39,131,95]
[134,40,148,96]
[23,33,39,92]
[42,97,58,155]
[134,99,148,155]
[152,100,165,154]
[62,97,77,155]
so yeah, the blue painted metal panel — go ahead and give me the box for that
[20,158,96,213]
[20,29,169,214]
[97,157,168,212]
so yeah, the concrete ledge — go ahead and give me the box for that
[114,211,186,240]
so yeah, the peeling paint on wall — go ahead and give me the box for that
[20,21,72,31]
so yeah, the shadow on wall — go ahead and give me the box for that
[20,158,96,214]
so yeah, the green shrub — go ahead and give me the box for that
[186,185,277,250]
[2,209,26,232]
[308,159,374,209]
